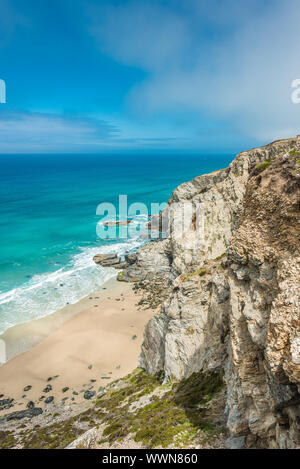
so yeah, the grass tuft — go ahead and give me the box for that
[255,160,272,173]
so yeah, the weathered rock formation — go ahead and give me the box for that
[121,137,300,448]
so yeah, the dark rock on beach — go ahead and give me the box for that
[83,391,95,400]
[44,396,54,404]
[0,407,43,424]
[4,404,14,410]
[43,385,52,393]
[0,398,13,407]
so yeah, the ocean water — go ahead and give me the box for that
[0,153,233,334]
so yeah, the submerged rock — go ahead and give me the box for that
[103,220,132,226]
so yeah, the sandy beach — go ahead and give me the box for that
[0,278,154,413]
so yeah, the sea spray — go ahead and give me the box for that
[0,239,144,335]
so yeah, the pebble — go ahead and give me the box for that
[47,375,59,382]
[23,385,32,392]
[132,335,137,340]
[88,365,93,370]
[43,385,52,393]
[62,387,69,393]
[27,401,35,409]
[45,396,54,404]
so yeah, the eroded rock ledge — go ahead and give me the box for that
[120,137,300,449]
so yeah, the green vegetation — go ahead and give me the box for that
[289,150,300,157]
[0,368,225,450]
[0,431,16,449]
[181,269,208,282]
[214,253,227,262]
[0,415,87,449]
[98,368,225,448]
[255,160,272,172]
[185,326,195,336]
[96,368,164,409]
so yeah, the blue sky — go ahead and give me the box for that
[1,0,300,153]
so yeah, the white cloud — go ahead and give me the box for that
[0,111,119,152]
[87,0,300,143]
[0,110,192,153]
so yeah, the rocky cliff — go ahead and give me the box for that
[122,137,300,449]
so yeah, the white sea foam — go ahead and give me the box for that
[0,238,144,335]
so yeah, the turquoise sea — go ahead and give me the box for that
[0,153,233,334]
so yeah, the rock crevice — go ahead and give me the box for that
[122,137,300,448]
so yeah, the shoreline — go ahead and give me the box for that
[0,276,120,362]
[0,277,154,414]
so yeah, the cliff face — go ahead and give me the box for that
[123,137,300,448]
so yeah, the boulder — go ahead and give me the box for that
[93,254,121,267]
[83,390,95,400]
[103,220,132,226]
[0,407,43,424]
